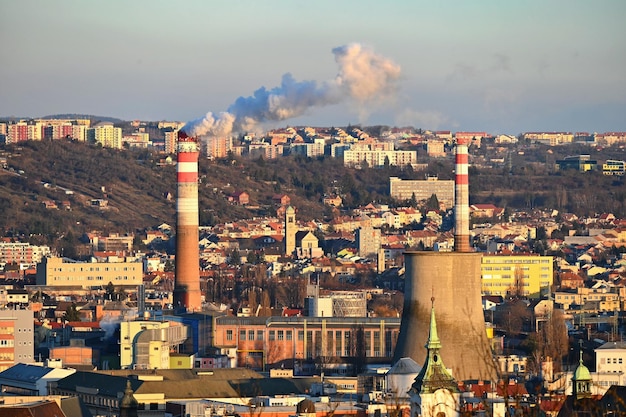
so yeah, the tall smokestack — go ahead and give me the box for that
[454,137,471,252]
[174,131,202,312]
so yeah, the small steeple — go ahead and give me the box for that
[411,298,458,394]
[120,380,139,417]
[572,340,591,400]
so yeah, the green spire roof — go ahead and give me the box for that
[411,298,458,394]
[573,347,591,381]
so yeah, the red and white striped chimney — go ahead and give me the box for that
[454,137,471,252]
[174,130,202,311]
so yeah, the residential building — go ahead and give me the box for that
[523,131,574,146]
[7,121,29,143]
[290,138,325,157]
[554,286,621,312]
[0,308,35,371]
[426,139,445,157]
[389,176,454,208]
[595,131,626,146]
[593,341,626,391]
[0,241,51,269]
[36,256,143,288]
[356,225,381,258]
[456,131,487,147]
[164,130,178,154]
[87,123,123,149]
[344,148,417,168]
[481,254,554,299]
[205,136,231,158]
[87,233,134,252]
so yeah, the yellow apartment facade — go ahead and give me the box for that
[481,254,553,299]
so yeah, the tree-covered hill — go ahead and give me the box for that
[0,139,624,247]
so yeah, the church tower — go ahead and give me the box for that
[572,344,592,401]
[409,298,461,417]
[285,205,296,256]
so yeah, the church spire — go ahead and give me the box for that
[426,296,441,350]
[411,297,458,394]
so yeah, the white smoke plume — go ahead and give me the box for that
[182,43,401,137]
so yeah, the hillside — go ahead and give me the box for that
[0,139,624,248]
[0,140,404,242]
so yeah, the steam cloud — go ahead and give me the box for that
[182,43,401,137]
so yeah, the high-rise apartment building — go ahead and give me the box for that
[7,122,28,143]
[0,308,34,371]
[164,130,179,155]
[356,225,381,258]
[87,123,123,149]
[204,136,232,159]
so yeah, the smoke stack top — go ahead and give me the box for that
[182,43,401,138]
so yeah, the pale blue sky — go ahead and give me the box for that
[1,1,625,134]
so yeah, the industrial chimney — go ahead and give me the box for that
[454,137,471,252]
[173,131,202,312]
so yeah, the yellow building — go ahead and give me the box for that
[86,123,123,149]
[36,256,143,288]
[554,287,620,312]
[481,254,553,299]
[170,353,194,369]
[602,160,625,176]
[120,320,189,369]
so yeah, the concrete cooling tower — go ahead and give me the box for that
[393,252,495,381]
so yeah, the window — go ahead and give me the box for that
[226,330,233,341]
[248,330,254,341]
[240,330,246,341]
[286,330,292,341]
[298,330,304,341]
[257,330,264,341]
[278,330,284,341]
[269,330,275,341]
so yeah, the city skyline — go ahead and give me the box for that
[1,1,626,135]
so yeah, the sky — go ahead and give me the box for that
[1,1,625,135]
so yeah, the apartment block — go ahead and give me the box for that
[344,149,416,168]
[0,308,34,371]
[36,256,143,288]
[389,176,454,208]
[481,254,553,299]
[86,123,123,149]
[0,242,51,269]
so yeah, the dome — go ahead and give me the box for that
[389,357,422,375]
[574,361,591,381]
